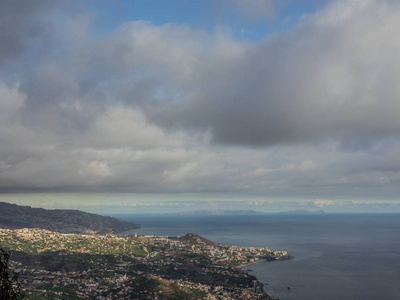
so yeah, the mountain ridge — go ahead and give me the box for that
[0,202,140,233]
[171,209,265,215]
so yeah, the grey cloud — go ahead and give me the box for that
[133,0,400,147]
[214,0,276,21]
[0,0,71,68]
[2,0,400,199]
[234,0,276,20]
[19,0,400,148]
[0,0,93,132]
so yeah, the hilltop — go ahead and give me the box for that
[177,233,217,246]
[0,202,140,233]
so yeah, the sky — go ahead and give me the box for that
[1,0,400,214]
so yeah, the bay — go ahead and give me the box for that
[116,213,400,300]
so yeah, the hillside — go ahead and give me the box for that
[0,202,140,233]
[177,233,217,246]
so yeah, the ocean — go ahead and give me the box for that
[115,213,400,300]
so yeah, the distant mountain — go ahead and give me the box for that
[171,209,265,215]
[0,202,140,233]
[279,209,326,214]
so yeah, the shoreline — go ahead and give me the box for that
[238,254,293,270]
[237,258,268,270]
[238,259,280,300]
[238,256,292,300]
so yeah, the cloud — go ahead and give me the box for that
[254,160,318,176]
[234,0,276,20]
[79,161,111,177]
[1,0,400,202]
[0,0,49,66]
[131,0,400,148]
[0,84,24,119]
[0,0,77,70]
[10,0,400,148]
[312,199,334,207]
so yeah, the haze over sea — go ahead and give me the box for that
[117,213,400,300]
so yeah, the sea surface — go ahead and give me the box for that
[115,213,400,300]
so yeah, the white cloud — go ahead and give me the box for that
[0,84,25,119]
[313,199,334,207]
[79,161,111,177]
[83,106,185,149]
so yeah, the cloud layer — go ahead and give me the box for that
[1,0,400,202]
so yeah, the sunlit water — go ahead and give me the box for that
[115,214,400,300]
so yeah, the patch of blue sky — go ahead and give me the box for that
[173,90,183,103]
[275,0,331,30]
[89,0,333,42]
[90,0,213,36]
[153,88,183,104]
[154,89,167,101]
[232,0,332,40]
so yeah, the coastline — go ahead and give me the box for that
[119,214,400,300]
[238,254,293,270]
[239,259,280,300]
[238,256,293,300]
[238,258,268,270]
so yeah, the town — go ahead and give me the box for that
[0,228,291,299]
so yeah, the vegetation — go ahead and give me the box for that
[0,247,23,300]
[0,201,140,234]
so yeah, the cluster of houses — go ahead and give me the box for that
[0,228,288,299]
